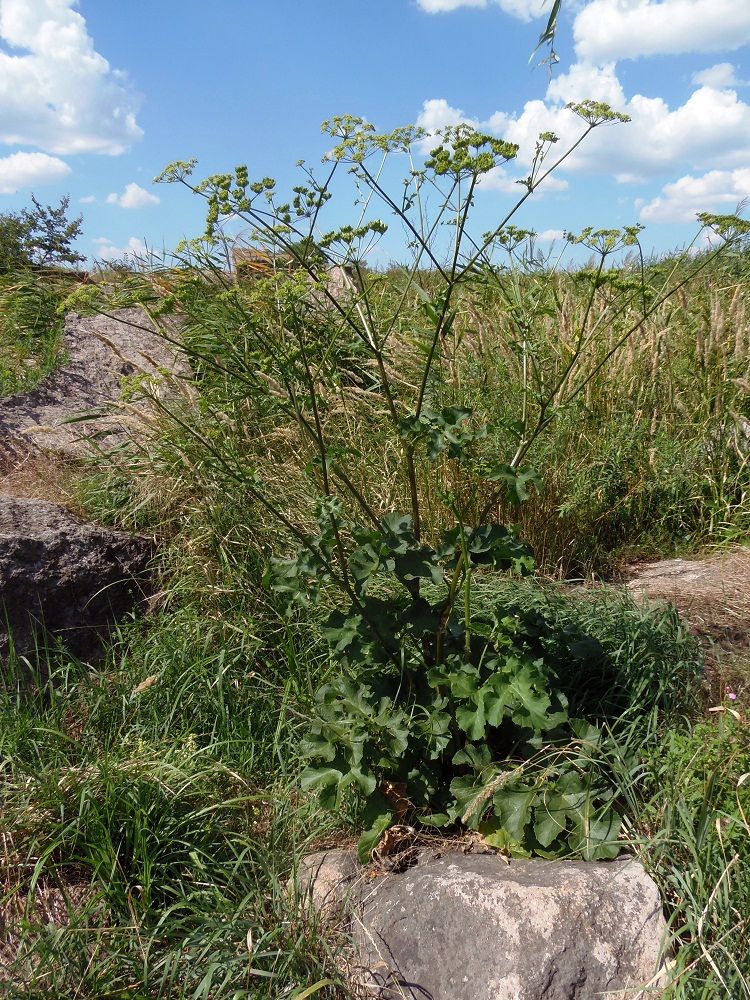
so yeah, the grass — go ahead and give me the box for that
[0,272,75,397]
[0,584,746,996]
[1,247,749,995]
[0,621,353,998]
[642,720,749,997]
[485,581,750,997]
[72,247,750,578]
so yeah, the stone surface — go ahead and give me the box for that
[298,849,362,911]
[0,496,153,664]
[303,849,668,1000]
[0,306,185,461]
[623,547,750,656]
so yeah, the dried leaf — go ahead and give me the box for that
[132,674,159,696]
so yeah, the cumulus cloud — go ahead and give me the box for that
[92,235,147,262]
[480,167,568,192]
[415,99,567,195]
[418,0,485,10]
[417,0,548,18]
[415,0,750,226]
[514,70,750,179]
[416,44,750,235]
[0,150,70,194]
[417,0,750,62]
[639,169,750,223]
[574,0,750,63]
[529,67,750,180]
[417,97,474,138]
[79,194,96,204]
[536,228,566,241]
[106,182,160,209]
[419,55,750,191]
[0,0,143,155]
[692,63,748,88]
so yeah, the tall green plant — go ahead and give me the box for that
[130,108,749,860]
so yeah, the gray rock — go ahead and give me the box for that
[0,307,185,460]
[0,496,153,665]
[302,849,668,1000]
[298,849,362,912]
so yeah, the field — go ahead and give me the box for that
[1,145,750,996]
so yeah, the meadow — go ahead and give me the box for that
[1,115,749,997]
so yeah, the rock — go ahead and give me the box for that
[0,307,185,461]
[298,849,362,912]
[302,849,668,1000]
[623,547,750,654]
[0,496,153,666]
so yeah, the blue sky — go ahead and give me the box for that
[1,0,749,264]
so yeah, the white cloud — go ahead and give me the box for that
[546,60,625,107]
[434,61,750,183]
[106,182,159,209]
[692,63,747,89]
[0,0,142,155]
[417,50,750,233]
[416,99,568,195]
[418,0,485,10]
[574,0,750,63]
[0,150,70,194]
[478,166,525,193]
[536,228,566,241]
[417,97,475,144]
[79,194,96,204]
[417,0,548,18]
[480,167,568,192]
[93,235,147,262]
[415,2,750,234]
[639,169,750,223]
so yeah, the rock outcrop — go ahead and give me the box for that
[300,849,668,1000]
[0,307,184,667]
[0,307,184,461]
[0,496,152,665]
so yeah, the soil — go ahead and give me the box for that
[621,547,750,705]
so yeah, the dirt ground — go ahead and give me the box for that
[0,437,76,505]
[621,547,750,706]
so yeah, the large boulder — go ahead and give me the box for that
[0,306,185,461]
[300,849,668,1000]
[0,496,153,665]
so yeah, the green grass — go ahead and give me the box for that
[0,617,352,998]
[84,248,750,577]
[0,272,74,397]
[1,251,750,995]
[643,720,750,997]
[1,582,746,996]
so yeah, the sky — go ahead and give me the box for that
[0,0,749,265]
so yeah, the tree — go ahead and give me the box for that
[0,210,32,273]
[22,194,85,268]
[0,195,85,274]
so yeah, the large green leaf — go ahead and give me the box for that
[393,547,445,585]
[358,794,395,862]
[456,699,486,740]
[492,785,537,842]
[534,791,570,847]
[349,542,386,589]
[485,464,542,505]
[568,795,622,860]
[506,661,553,732]
[481,824,532,858]
[448,773,489,828]
[300,765,343,810]
[321,610,363,652]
